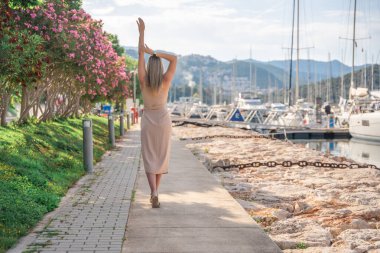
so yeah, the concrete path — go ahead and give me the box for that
[122,139,282,253]
[10,126,141,253]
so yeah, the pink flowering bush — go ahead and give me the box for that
[3,0,130,122]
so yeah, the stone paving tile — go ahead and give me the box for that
[22,127,141,253]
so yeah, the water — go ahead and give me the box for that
[292,138,380,168]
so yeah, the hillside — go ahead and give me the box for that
[123,46,372,104]
[300,64,380,103]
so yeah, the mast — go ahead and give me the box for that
[254,64,257,97]
[231,58,236,104]
[364,50,367,88]
[295,0,300,102]
[199,69,203,103]
[267,72,271,102]
[371,55,374,91]
[328,52,332,103]
[341,50,344,98]
[249,46,252,96]
[288,0,296,106]
[213,76,217,105]
[350,0,357,98]
[314,63,317,103]
[307,49,311,102]
[283,59,287,104]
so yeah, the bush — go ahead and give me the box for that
[0,115,120,252]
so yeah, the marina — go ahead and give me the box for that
[2,0,380,252]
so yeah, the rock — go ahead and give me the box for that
[269,218,332,249]
[283,247,356,253]
[253,192,281,203]
[334,229,380,253]
[352,207,380,220]
[294,201,312,213]
[350,219,371,229]
[212,159,224,167]
[236,182,253,191]
[235,198,265,211]
[272,209,291,220]
[335,209,353,218]
[259,184,312,201]
[274,203,295,213]
[339,191,380,206]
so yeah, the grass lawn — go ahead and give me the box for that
[0,115,121,252]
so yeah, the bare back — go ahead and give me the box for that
[142,83,169,110]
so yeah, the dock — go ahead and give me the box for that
[172,118,351,140]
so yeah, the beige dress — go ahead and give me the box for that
[141,84,171,174]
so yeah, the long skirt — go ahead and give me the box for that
[141,108,172,174]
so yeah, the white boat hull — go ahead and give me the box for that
[349,112,380,141]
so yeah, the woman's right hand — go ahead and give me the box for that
[136,17,145,34]
[144,44,154,55]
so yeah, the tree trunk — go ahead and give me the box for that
[0,92,11,126]
[19,85,30,122]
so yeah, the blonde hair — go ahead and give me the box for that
[146,55,164,92]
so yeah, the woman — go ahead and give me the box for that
[136,18,177,208]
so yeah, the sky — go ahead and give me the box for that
[82,0,380,65]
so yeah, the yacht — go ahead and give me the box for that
[349,91,380,141]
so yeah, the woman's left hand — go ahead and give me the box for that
[144,44,154,55]
[136,17,145,34]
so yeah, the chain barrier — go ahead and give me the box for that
[212,160,379,171]
[180,134,275,141]
[174,121,380,171]
[172,120,227,128]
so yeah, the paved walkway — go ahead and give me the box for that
[122,139,281,253]
[11,125,281,253]
[10,126,141,253]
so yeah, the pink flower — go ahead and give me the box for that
[68,53,75,59]
[63,44,69,49]
[30,13,37,19]
[33,26,39,31]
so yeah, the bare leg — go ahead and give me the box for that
[156,174,162,192]
[146,173,157,196]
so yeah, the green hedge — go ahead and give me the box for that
[0,116,120,252]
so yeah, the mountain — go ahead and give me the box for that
[298,64,380,103]
[123,46,372,104]
[124,46,138,59]
[267,59,352,80]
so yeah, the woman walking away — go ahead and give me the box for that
[136,18,177,208]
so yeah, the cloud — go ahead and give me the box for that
[90,6,115,15]
[112,0,194,9]
[83,0,380,64]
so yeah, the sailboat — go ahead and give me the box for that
[348,0,380,141]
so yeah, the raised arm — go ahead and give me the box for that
[136,18,146,88]
[144,44,177,87]
[158,52,177,85]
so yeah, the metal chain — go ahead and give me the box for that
[212,160,379,171]
[174,121,380,171]
[172,120,227,128]
[180,134,274,141]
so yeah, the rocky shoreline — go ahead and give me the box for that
[172,124,380,253]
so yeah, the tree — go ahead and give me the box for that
[107,33,125,57]
[1,0,130,124]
